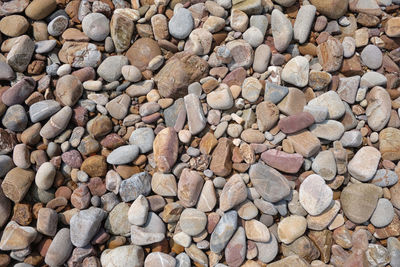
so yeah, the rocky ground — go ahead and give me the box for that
[0,0,399,266]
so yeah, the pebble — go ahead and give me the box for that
[107,145,139,165]
[243,27,264,48]
[0,221,37,250]
[210,210,237,253]
[242,77,263,103]
[100,245,144,267]
[35,162,56,190]
[184,94,207,135]
[121,65,142,82]
[180,208,207,236]
[207,86,234,110]
[309,120,345,141]
[261,149,304,174]
[0,15,29,37]
[97,55,129,82]
[168,8,193,39]
[317,36,343,73]
[44,228,73,266]
[151,172,177,197]
[40,106,72,139]
[264,83,288,104]
[293,5,316,44]
[2,104,28,132]
[299,174,333,216]
[340,130,362,147]
[271,9,293,52]
[253,44,271,73]
[245,219,270,242]
[178,168,204,207]
[119,172,152,202]
[145,252,176,267]
[0,61,15,81]
[281,56,309,87]
[342,37,356,58]
[348,146,381,182]
[278,215,307,244]
[219,174,247,211]
[225,227,246,266]
[130,212,165,246]
[340,183,382,224]
[25,0,57,20]
[309,0,348,19]
[361,45,382,70]
[249,162,291,203]
[70,207,107,247]
[370,198,394,228]
[55,75,83,106]
[337,75,360,104]
[47,16,68,36]
[371,169,398,187]
[153,127,178,173]
[308,91,345,119]
[82,13,110,41]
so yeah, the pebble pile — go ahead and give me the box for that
[0,0,400,266]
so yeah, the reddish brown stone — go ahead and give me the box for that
[222,67,247,87]
[153,127,179,173]
[81,155,107,177]
[340,55,363,77]
[55,186,72,200]
[0,128,17,154]
[100,133,125,149]
[210,137,232,177]
[46,197,68,212]
[71,106,88,127]
[87,177,107,196]
[261,149,304,174]
[61,150,82,169]
[278,112,315,134]
[71,184,91,210]
[126,37,161,71]
[11,203,32,226]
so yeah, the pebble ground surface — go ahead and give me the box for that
[0,0,400,266]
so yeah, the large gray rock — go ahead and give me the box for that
[210,210,238,253]
[119,172,152,202]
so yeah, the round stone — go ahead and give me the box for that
[0,15,29,37]
[278,215,307,244]
[361,45,382,70]
[370,198,394,228]
[168,8,193,39]
[47,15,68,36]
[82,13,110,41]
[179,208,207,236]
[97,55,129,82]
[126,38,161,71]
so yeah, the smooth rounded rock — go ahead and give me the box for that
[278,215,307,244]
[82,13,110,41]
[299,174,333,216]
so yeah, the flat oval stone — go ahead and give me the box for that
[225,227,246,266]
[271,9,293,52]
[2,105,28,132]
[361,44,382,70]
[348,146,381,182]
[308,91,345,120]
[340,183,382,224]
[256,234,279,263]
[145,252,176,267]
[29,100,61,123]
[249,162,291,202]
[97,55,129,82]
[82,13,110,41]
[309,120,345,141]
[40,106,72,139]
[281,56,309,87]
[370,169,398,187]
[168,8,193,40]
[129,127,155,154]
[219,174,247,211]
[366,86,391,132]
[278,112,315,134]
[178,168,204,208]
[312,150,337,181]
[130,212,166,246]
[370,198,394,228]
[100,245,144,267]
[153,127,178,173]
[210,210,237,253]
[1,77,35,106]
[299,174,333,216]
[261,149,304,174]
[107,145,139,165]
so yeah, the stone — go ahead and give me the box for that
[281,56,309,87]
[0,62,15,81]
[360,71,387,88]
[361,45,382,70]
[278,215,307,244]
[317,36,343,72]
[261,149,304,174]
[245,219,270,242]
[129,127,154,154]
[294,5,316,44]
[121,65,142,82]
[25,0,56,20]
[366,86,391,131]
[35,162,56,190]
[29,100,61,123]
[178,168,204,207]
[348,146,381,182]
[207,86,234,110]
[151,172,177,197]
[119,172,152,202]
[2,104,27,132]
[107,145,139,165]
[278,112,315,134]
[37,208,57,236]
[100,245,144,267]
[169,8,193,39]
[219,174,247,211]
[256,101,279,132]
[185,28,213,56]
[307,200,341,231]
[81,155,107,177]
[7,35,35,72]
[110,13,134,53]
[155,52,208,99]
[184,94,207,135]
[145,252,176,267]
[82,13,109,41]
[264,83,289,104]
[340,183,382,224]
[2,77,35,105]
[243,27,264,48]
[371,169,398,187]
[287,130,321,158]
[130,212,166,246]
[210,210,237,253]
[308,91,345,119]
[379,127,400,161]
[128,195,149,226]
[271,9,293,52]
[388,237,400,267]
[337,76,360,104]
[180,208,207,236]
[385,17,400,38]
[342,36,356,58]
[106,94,130,120]
[45,228,73,267]
[309,0,348,19]
[1,167,35,203]
[40,106,72,139]
[126,38,161,71]
[249,162,291,202]
[256,234,279,263]
[0,221,36,250]
[253,44,271,73]
[241,77,262,102]
[153,127,179,173]
[277,87,307,116]
[0,15,28,37]
[370,198,394,228]
[47,15,68,37]
[55,75,83,107]
[225,227,246,266]
[70,207,107,247]
[299,174,333,216]
[231,9,249,32]
[105,202,131,236]
[308,71,332,91]
[282,236,320,262]
[97,55,129,82]
[309,120,345,141]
